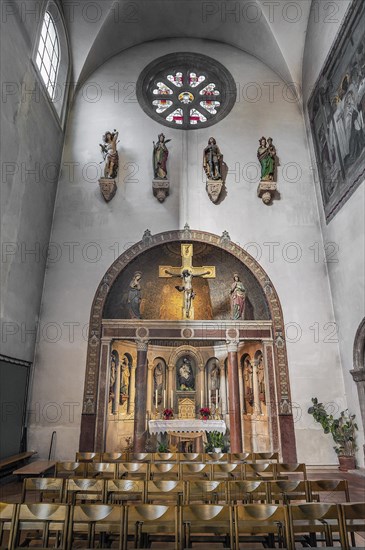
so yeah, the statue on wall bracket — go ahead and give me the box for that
[99,129,119,202]
[257,136,278,204]
[203,137,225,203]
[152,133,171,202]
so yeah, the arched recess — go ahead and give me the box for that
[79,228,296,461]
[350,317,365,436]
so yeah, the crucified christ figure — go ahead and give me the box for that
[164,268,210,319]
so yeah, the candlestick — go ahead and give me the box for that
[216,389,218,406]
[163,389,166,409]
[155,389,158,410]
[201,389,203,406]
[170,390,173,408]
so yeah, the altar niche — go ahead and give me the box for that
[80,229,296,462]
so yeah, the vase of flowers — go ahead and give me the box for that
[163,408,173,420]
[199,407,211,420]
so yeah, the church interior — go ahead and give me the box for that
[1,0,365,548]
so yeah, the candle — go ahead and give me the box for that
[155,389,158,409]
[170,390,173,408]
[216,389,218,406]
[209,393,211,409]
[201,389,203,406]
[163,389,166,408]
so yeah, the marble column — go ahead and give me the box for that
[95,338,111,452]
[146,363,153,416]
[262,340,279,452]
[128,364,136,415]
[226,340,243,453]
[219,361,227,416]
[133,338,149,452]
[238,356,245,442]
[112,353,121,415]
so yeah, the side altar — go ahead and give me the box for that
[148,419,226,452]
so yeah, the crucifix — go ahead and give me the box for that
[159,243,216,319]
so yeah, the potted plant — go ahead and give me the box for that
[207,431,225,453]
[308,397,358,471]
[199,407,211,420]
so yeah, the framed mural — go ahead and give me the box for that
[308,1,365,222]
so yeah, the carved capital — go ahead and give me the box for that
[350,368,365,383]
[226,339,239,353]
[135,338,149,352]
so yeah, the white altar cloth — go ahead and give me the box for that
[148,419,226,435]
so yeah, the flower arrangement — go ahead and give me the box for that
[163,408,173,419]
[199,407,211,419]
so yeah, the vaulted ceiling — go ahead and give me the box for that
[62,0,312,90]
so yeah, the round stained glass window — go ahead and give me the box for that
[136,52,237,130]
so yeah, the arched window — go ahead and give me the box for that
[33,1,70,123]
[36,11,60,100]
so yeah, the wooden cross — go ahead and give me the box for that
[159,243,216,319]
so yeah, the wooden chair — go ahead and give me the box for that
[21,477,64,503]
[101,452,125,463]
[145,480,185,505]
[11,502,69,550]
[180,462,212,480]
[308,479,351,502]
[105,479,145,504]
[55,461,86,478]
[338,502,365,550]
[234,503,290,550]
[123,504,179,550]
[180,504,234,550]
[254,451,279,463]
[178,452,204,463]
[87,462,116,479]
[227,480,268,504]
[267,480,310,504]
[153,452,177,462]
[65,478,105,504]
[75,452,101,463]
[204,452,229,463]
[230,452,253,463]
[243,462,277,480]
[149,462,180,480]
[185,480,226,504]
[0,502,16,550]
[212,462,243,480]
[276,463,307,480]
[68,503,124,550]
[117,462,149,480]
[287,502,341,549]
[128,452,152,462]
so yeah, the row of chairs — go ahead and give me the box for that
[1,500,364,549]
[55,460,307,480]
[75,451,280,463]
[21,477,350,506]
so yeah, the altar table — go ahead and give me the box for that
[148,420,226,452]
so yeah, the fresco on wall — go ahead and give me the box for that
[308,2,365,222]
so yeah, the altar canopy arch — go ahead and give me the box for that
[80,229,296,461]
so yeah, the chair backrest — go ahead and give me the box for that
[178,453,204,462]
[243,462,276,479]
[181,463,212,480]
[204,453,228,463]
[128,452,152,462]
[229,452,253,462]
[153,452,177,462]
[149,462,180,479]
[101,452,125,462]
[68,503,123,550]
[65,478,105,504]
[276,463,307,480]
[55,461,86,478]
[308,479,350,502]
[75,452,101,462]
[21,477,64,503]
[212,463,242,479]
[117,462,149,479]
[186,480,226,504]
[87,462,117,479]
[105,479,145,503]
[11,502,69,550]
[339,502,365,550]
[254,452,279,463]
[227,480,268,504]
[180,504,234,549]
[267,480,309,504]
[124,504,178,550]
[0,502,16,550]
[145,480,185,504]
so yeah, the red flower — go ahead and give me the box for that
[163,408,173,418]
[199,407,211,416]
